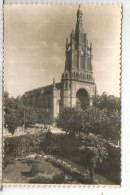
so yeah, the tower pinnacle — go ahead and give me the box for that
[75,5,84,44]
[77,4,83,18]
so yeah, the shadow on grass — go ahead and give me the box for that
[29,176,52,184]
[29,172,66,184]
[21,171,34,177]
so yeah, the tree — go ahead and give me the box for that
[4,91,52,134]
[79,133,108,184]
[57,108,82,135]
[57,106,120,141]
[36,108,52,125]
[80,107,120,141]
[4,92,21,134]
[93,92,120,112]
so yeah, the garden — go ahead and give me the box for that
[3,92,121,184]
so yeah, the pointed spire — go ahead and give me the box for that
[77,4,83,18]
[75,5,84,44]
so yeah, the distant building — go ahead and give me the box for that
[23,6,97,120]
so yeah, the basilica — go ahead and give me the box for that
[23,6,97,120]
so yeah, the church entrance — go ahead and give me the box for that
[76,88,89,110]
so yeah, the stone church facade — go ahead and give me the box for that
[23,6,97,120]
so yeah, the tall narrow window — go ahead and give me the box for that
[74,53,78,67]
[81,55,85,69]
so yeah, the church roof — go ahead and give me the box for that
[24,82,61,96]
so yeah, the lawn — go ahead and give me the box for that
[3,156,80,184]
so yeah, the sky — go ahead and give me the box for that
[4,4,121,97]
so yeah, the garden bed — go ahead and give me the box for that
[3,155,80,184]
[43,154,90,184]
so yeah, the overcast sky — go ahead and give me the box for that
[4,4,121,97]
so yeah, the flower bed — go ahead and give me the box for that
[44,155,90,184]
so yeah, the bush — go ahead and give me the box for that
[96,143,120,184]
[42,132,79,155]
[4,134,45,167]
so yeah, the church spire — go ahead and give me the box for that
[75,5,84,41]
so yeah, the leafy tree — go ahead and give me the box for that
[36,108,52,125]
[4,110,18,135]
[57,108,82,135]
[4,92,21,134]
[4,91,52,134]
[57,106,120,141]
[79,133,108,183]
[93,92,120,111]
[81,107,120,141]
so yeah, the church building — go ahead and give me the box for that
[23,6,97,120]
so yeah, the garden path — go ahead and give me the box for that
[50,125,63,134]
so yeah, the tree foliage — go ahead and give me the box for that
[93,92,120,112]
[4,91,51,134]
[79,133,108,183]
[81,107,120,140]
[57,108,82,135]
[57,105,120,140]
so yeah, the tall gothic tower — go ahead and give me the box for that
[61,6,96,110]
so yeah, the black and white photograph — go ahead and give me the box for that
[3,4,121,185]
